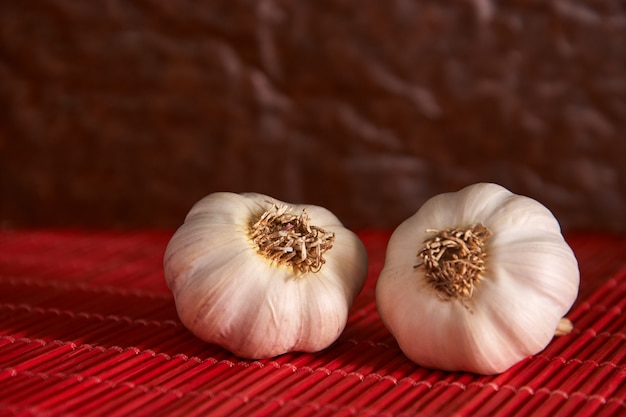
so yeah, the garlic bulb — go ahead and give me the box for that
[163,192,368,359]
[375,183,579,374]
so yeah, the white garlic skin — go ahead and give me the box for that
[164,192,368,359]
[376,183,580,374]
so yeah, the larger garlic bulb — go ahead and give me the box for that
[376,183,579,374]
[164,192,368,359]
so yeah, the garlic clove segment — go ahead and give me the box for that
[376,183,580,374]
[164,192,368,359]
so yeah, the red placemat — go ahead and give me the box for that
[0,229,625,416]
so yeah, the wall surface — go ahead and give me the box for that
[1,0,624,230]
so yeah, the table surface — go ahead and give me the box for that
[0,229,625,416]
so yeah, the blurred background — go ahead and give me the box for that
[1,0,624,231]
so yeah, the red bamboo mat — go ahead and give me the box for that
[0,229,625,417]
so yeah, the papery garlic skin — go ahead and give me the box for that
[164,192,368,359]
[376,183,580,374]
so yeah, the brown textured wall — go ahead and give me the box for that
[1,1,625,230]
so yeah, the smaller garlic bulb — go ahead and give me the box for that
[164,192,368,359]
[376,183,580,374]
